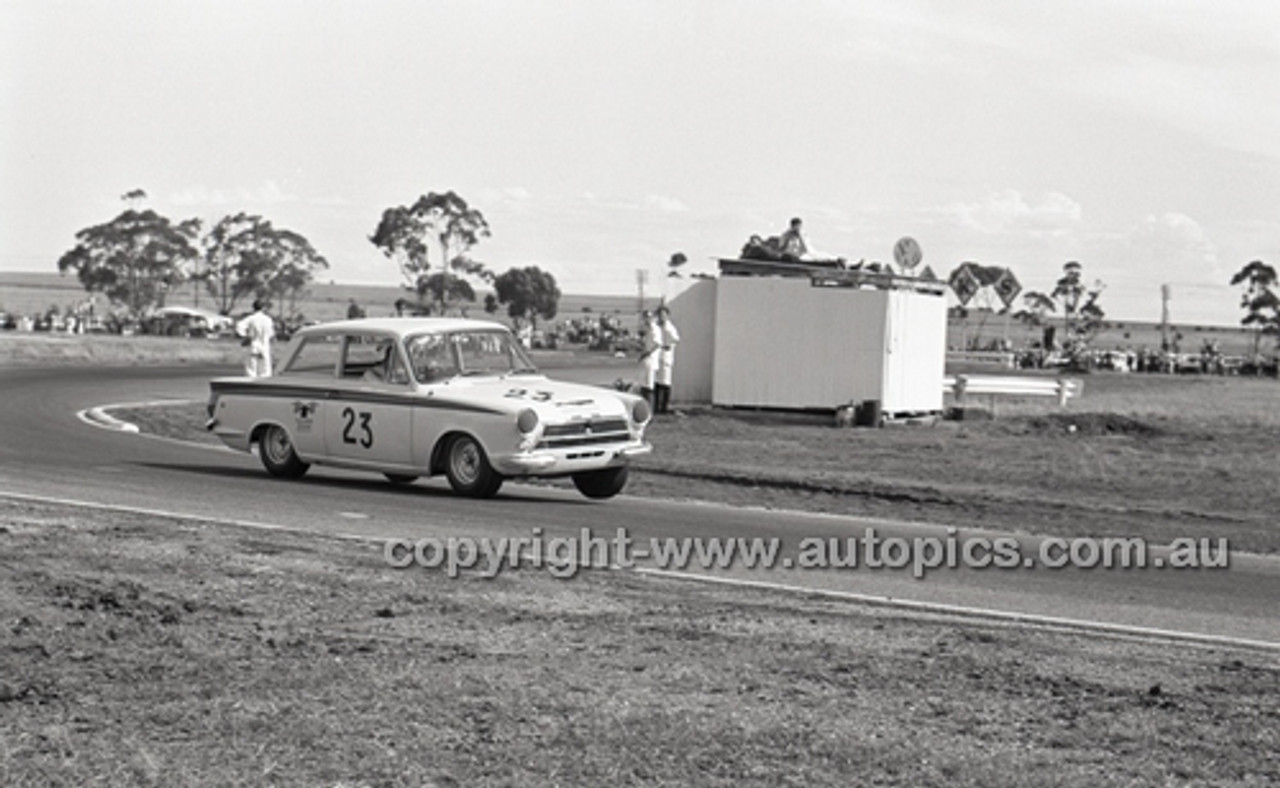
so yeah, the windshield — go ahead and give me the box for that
[405,329,538,383]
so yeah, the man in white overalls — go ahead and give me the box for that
[235,299,276,378]
[638,310,662,412]
[655,305,679,414]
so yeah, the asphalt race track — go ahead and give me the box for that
[3,364,1278,650]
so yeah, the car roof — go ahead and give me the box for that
[295,317,509,339]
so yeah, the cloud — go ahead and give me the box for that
[309,194,352,207]
[1110,212,1220,284]
[168,180,298,207]
[477,186,532,206]
[644,194,689,213]
[946,190,1082,235]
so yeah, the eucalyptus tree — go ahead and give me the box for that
[1229,260,1279,357]
[200,213,328,317]
[1016,291,1056,327]
[369,190,491,314]
[1051,261,1106,349]
[56,192,201,317]
[493,266,561,328]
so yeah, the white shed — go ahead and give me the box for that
[705,264,947,416]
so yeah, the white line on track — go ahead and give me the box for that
[76,406,140,433]
[628,566,1280,654]
[2,489,1276,655]
[75,399,237,453]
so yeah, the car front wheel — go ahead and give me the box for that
[572,466,628,499]
[444,435,503,498]
[258,424,309,479]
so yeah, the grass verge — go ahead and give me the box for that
[2,498,1277,786]
[0,333,243,367]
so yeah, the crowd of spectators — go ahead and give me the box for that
[1009,340,1278,377]
[0,302,304,340]
[548,312,639,352]
[0,303,108,334]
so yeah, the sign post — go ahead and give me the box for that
[893,237,923,272]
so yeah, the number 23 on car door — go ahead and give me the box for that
[324,334,413,466]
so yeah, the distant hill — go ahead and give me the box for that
[0,272,646,325]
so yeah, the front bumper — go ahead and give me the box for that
[494,441,652,476]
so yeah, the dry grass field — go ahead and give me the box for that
[2,497,1277,786]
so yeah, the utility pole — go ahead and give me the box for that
[1160,283,1171,350]
[635,268,649,329]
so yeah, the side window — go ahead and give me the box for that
[342,335,403,382]
[407,334,459,383]
[342,335,379,379]
[282,335,342,377]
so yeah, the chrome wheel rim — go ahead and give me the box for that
[450,439,481,486]
[264,427,292,465]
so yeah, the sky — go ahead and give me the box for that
[3,0,1278,326]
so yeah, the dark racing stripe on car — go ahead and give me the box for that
[211,381,329,400]
[209,381,507,415]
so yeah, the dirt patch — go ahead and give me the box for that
[1010,412,1165,437]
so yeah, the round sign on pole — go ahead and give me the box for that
[893,237,922,270]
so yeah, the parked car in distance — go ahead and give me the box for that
[206,318,653,499]
[143,306,234,338]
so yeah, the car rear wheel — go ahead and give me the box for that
[444,435,503,498]
[571,466,628,499]
[258,424,309,479]
[384,473,418,485]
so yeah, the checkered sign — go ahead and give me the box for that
[949,265,981,306]
[992,268,1022,309]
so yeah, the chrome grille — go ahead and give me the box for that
[539,418,630,448]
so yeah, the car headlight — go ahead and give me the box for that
[631,397,651,425]
[516,408,539,434]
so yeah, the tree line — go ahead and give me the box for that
[55,190,1277,352]
[56,189,560,327]
[950,257,1278,359]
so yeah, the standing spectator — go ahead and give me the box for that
[638,310,662,411]
[346,298,366,320]
[236,299,276,378]
[655,304,679,414]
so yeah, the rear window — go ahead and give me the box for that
[283,334,342,377]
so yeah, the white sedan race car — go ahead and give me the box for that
[205,317,652,499]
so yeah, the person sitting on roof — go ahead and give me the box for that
[779,217,810,261]
[777,216,845,267]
